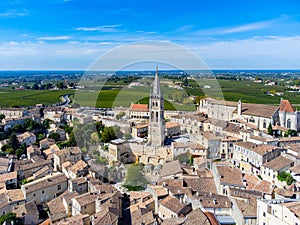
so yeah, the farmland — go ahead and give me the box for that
[1,78,300,110]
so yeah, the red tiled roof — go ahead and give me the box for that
[279,99,295,113]
[130,104,148,111]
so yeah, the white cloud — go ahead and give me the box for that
[195,18,280,36]
[1,36,300,69]
[0,9,28,17]
[37,35,72,41]
[192,36,300,69]
[76,25,122,32]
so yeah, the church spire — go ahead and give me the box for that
[153,66,161,97]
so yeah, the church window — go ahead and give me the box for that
[263,119,267,128]
[249,117,255,123]
[287,119,291,129]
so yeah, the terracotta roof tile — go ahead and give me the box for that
[130,103,148,111]
[262,156,293,171]
[279,99,295,113]
[160,160,182,177]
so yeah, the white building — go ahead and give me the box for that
[257,199,300,225]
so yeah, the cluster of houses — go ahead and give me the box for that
[1,71,300,224]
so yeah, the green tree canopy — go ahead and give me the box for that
[9,133,19,151]
[116,111,126,120]
[123,163,148,191]
[101,127,117,143]
[48,132,60,142]
[268,123,273,135]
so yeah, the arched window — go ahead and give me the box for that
[287,119,291,129]
[249,117,255,123]
[263,120,267,129]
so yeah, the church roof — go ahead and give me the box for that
[130,103,148,111]
[279,99,295,113]
[152,66,161,97]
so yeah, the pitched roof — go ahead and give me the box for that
[47,190,79,221]
[184,208,211,225]
[166,122,180,129]
[183,177,217,194]
[279,99,295,113]
[235,198,257,217]
[253,180,274,194]
[73,192,98,206]
[55,146,81,157]
[282,201,300,218]
[68,160,88,174]
[92,207,119,225]
[160,160,182,177]
[159,196,189,215]
[14,202,39,217]
[192,193,231,208]
[234,142,279,156]
[22,173,67,193]
[130,103,148,111]
[216,164,244,187]
[0,171,17,183]
[130,207,155,225]
[237,103,277,118]
[262,156,293,171]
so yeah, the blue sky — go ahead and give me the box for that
[1,0,300,69]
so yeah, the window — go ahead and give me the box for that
[42,190,44,194]
[57,184,61,190]
[33,193,36,197]
[287,119,291,129]
[249,117,255,123]
[263,212,266,217]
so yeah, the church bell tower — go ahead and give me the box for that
[148,67,165,146]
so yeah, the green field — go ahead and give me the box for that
[1,79,300,110]
[0,88,75,107]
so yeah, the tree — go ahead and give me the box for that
[24,118,40,131]
[16,148,26,159]
[101,127,116,143]
[116,112,126,120]
[11,124,24,133]
[64,125,73,134]
[43,118,52,129]
[9,133,19,151]
[67,131,77,147]
[0,114,5,122]
[174,151,192,164]
[124,133,132,140]
[183,76,189,86]
[95,156,108,165]
[57,82,66,89]
[123,164,148,191]
[48,132,60,142]
[268,123,273,135]
[277,171,295,185]
[90,132,100,144]
[37,133,45,142]
[32,83,39,90]
[0,213,17,225]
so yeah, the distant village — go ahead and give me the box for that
[1,69,300,225]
